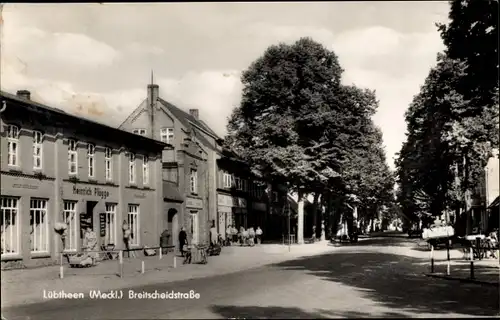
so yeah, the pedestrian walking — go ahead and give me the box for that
[122,220,135,258]
[231,225,238,243]
[178,227,187,257]
[248,227,255,246]
[256,226,263,244]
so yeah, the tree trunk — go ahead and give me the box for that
[312,193,320,238]
[297,189,305,244]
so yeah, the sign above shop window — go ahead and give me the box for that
[73,185,110,199]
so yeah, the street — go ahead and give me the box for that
[2,237,498,319]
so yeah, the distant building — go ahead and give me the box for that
[0,90,167,269]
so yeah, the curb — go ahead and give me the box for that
[424,273,499,287]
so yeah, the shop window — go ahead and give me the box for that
[1,197,20,256]
[63,201,78,251]
[30,199,49,253]
[105,203,117,245]
[128,204,140,246]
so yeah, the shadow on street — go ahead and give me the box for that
[268,252,499,316]
[211,305,411,319]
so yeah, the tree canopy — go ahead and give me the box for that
[396,0,499,229]
[226,37,394,231]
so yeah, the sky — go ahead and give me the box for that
[0,2,450,169]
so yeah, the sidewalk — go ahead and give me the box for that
[1,242,334,308]
[425,258,499,286]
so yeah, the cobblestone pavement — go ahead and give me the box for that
[2,237,498,319]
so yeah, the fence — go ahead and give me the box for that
[428,238,499,283]
[58,245,180,279]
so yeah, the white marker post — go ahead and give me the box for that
[59,253,64,279]
[159,247,162,260]
[430,244,435,273]
[119,250,123,278]
[173,256,177,269]
[141,260,145,274]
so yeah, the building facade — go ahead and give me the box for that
[0,90,167,269]
[119,83,218,246]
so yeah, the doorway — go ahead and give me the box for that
[167,208,178,248]
[80,201,97,237]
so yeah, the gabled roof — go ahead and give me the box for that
[158,98,221,150]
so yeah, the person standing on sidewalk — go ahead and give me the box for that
[231,225,238,243]
[178,227,187,257]
[122,220,134,258]
[226,225,232,246]
[256,226,263,245]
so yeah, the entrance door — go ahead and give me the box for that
[190,212,199,245]
[168,209,178,248]
[80,201,97,242]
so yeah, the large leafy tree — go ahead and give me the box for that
[226,37,394,241]
[397,0,499,232]
[225,38,344,243]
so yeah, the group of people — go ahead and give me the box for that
[225,225,263,246]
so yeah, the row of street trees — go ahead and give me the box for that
[395,0,499,233]
[225,38,394,243]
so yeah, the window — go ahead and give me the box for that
[223,173,232,188]
[30,199,49,253]
[33,131,43,170]
[7,125,19,167]
[63,201,78,251]
[160,128,174,144]
[87,143,95,178]
[190,169,198,194]
[105,147,113,181]
[1,197,19,256]
[129,153,136,184]
[142,156,149,185]
[128,205,140,246]
[132,129,147,136]
[105,204,116,245]
[68,139,78,175]
[235,177,242,190]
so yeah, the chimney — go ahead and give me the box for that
[189,109,199,119]
[147,84,159,107]
[16,90,31,100]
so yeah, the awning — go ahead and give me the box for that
[163,181,184,203]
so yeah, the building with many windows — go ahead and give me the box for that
[119,83,215,247]
[0,90,168,269]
